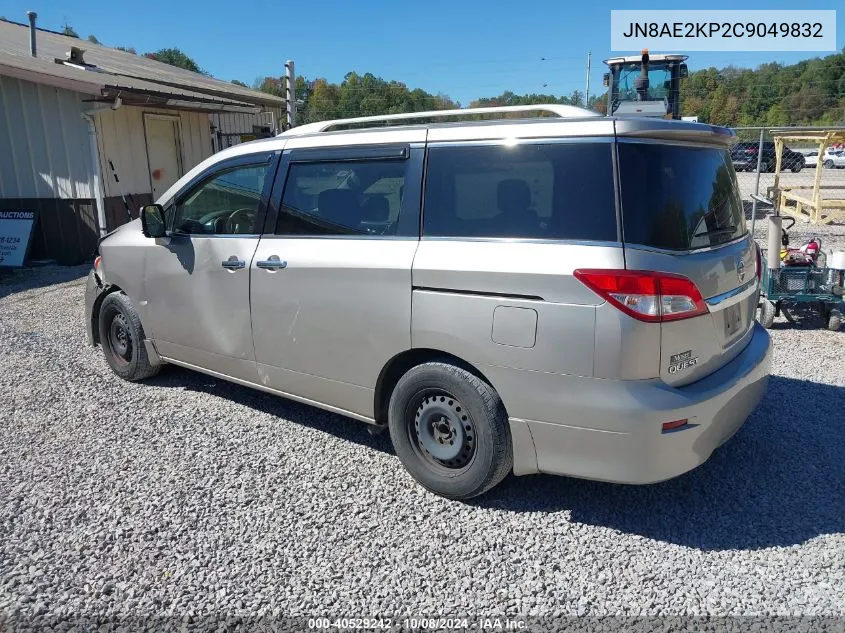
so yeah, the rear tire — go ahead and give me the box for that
[98,292,160,381]
[758,299,776,329]
[824,159,835,169]
[829,309,842,332]
[388,362,512,500]
[791,159,804,173]
[760,160,771,174]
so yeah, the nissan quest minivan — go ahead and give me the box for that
[85,105,772,499]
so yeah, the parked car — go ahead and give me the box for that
[730,141,805,173]
[823,149,845,169]
[803,150,819,168]
[85,106,772,500]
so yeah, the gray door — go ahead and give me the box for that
[249,147,422,419]
[141,157,273,381]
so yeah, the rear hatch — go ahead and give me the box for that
[618,141,758,387]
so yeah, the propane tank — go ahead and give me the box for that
[767,216,782,270]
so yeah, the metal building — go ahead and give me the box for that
[0,16,285,264]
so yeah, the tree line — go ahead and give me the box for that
[38,21,845,127]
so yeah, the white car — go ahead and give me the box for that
[804,150,819,168]
[823,149,845,169]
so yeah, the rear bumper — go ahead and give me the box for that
[84,269,102,345]
[500,322,772,484]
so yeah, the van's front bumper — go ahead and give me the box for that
[494,322,772,484]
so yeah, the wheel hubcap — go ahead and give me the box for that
[414,393,475,469]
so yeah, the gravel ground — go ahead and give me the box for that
[1,224,844,631]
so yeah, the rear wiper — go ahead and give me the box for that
[694,226,736,238]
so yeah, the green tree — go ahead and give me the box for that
[87,34,101,44]
[145,48,206,74]
[61,24,79,38]
[115,46,137,55]
[231,79,248,87]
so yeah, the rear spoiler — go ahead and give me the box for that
[613,119,736,147]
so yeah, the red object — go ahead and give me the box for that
[662,419,689,432]
[152,168,163,181]
[573,269,708,323]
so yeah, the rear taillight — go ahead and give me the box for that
[574,269,708,323]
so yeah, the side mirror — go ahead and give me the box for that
[602,73,610,87]
[140,204,166,238]
[679,64,689,78]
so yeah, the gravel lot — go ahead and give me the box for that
[1,220,844,631]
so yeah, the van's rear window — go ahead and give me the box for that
[619,143,746,250]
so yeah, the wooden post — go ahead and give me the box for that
[813,136,827,224]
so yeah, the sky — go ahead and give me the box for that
[2,0,842,105]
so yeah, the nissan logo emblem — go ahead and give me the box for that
[736,256,746,282]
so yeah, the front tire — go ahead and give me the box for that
[388,362,512,500]
[98,292,160,381]
[824,159,835,169]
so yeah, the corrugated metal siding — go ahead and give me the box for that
[95,106,213,199]
[0,75,93,199]
[211,108,283,151]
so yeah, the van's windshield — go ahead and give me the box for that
[618,143,746,250]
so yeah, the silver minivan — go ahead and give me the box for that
[85,105,772,499]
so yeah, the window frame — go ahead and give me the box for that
[616,137,749,253]
[163,151,280,238]
[266,144,423,239]
[420,137,622,245]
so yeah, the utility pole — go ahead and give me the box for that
[285,60,296,129]
[585,51,592,107]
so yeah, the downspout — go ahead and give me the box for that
[81,108,108,237]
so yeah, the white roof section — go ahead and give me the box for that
[278,104,600,137]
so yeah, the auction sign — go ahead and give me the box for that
[0,210,37,268]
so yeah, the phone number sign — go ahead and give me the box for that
[0,210,37,268]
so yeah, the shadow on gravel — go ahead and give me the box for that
[146,367,843,551]
[764,302,844,331]
[145,368,395,455]
[478,375,845,551]
[0,265,89,301]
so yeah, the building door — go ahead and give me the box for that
[144,114,182,200]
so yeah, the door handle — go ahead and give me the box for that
[221,256,246,270]
[256,255,287,270]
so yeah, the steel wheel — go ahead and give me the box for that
[106,311,133,367]
[411,391,476,472]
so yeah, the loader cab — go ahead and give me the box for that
[603,51,688,120]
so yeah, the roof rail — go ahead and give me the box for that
[278,103,599,136]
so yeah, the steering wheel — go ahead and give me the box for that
[226,208,255,234]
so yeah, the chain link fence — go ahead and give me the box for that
[730,126,845,230]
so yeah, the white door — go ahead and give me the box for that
[144,115,182,200]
